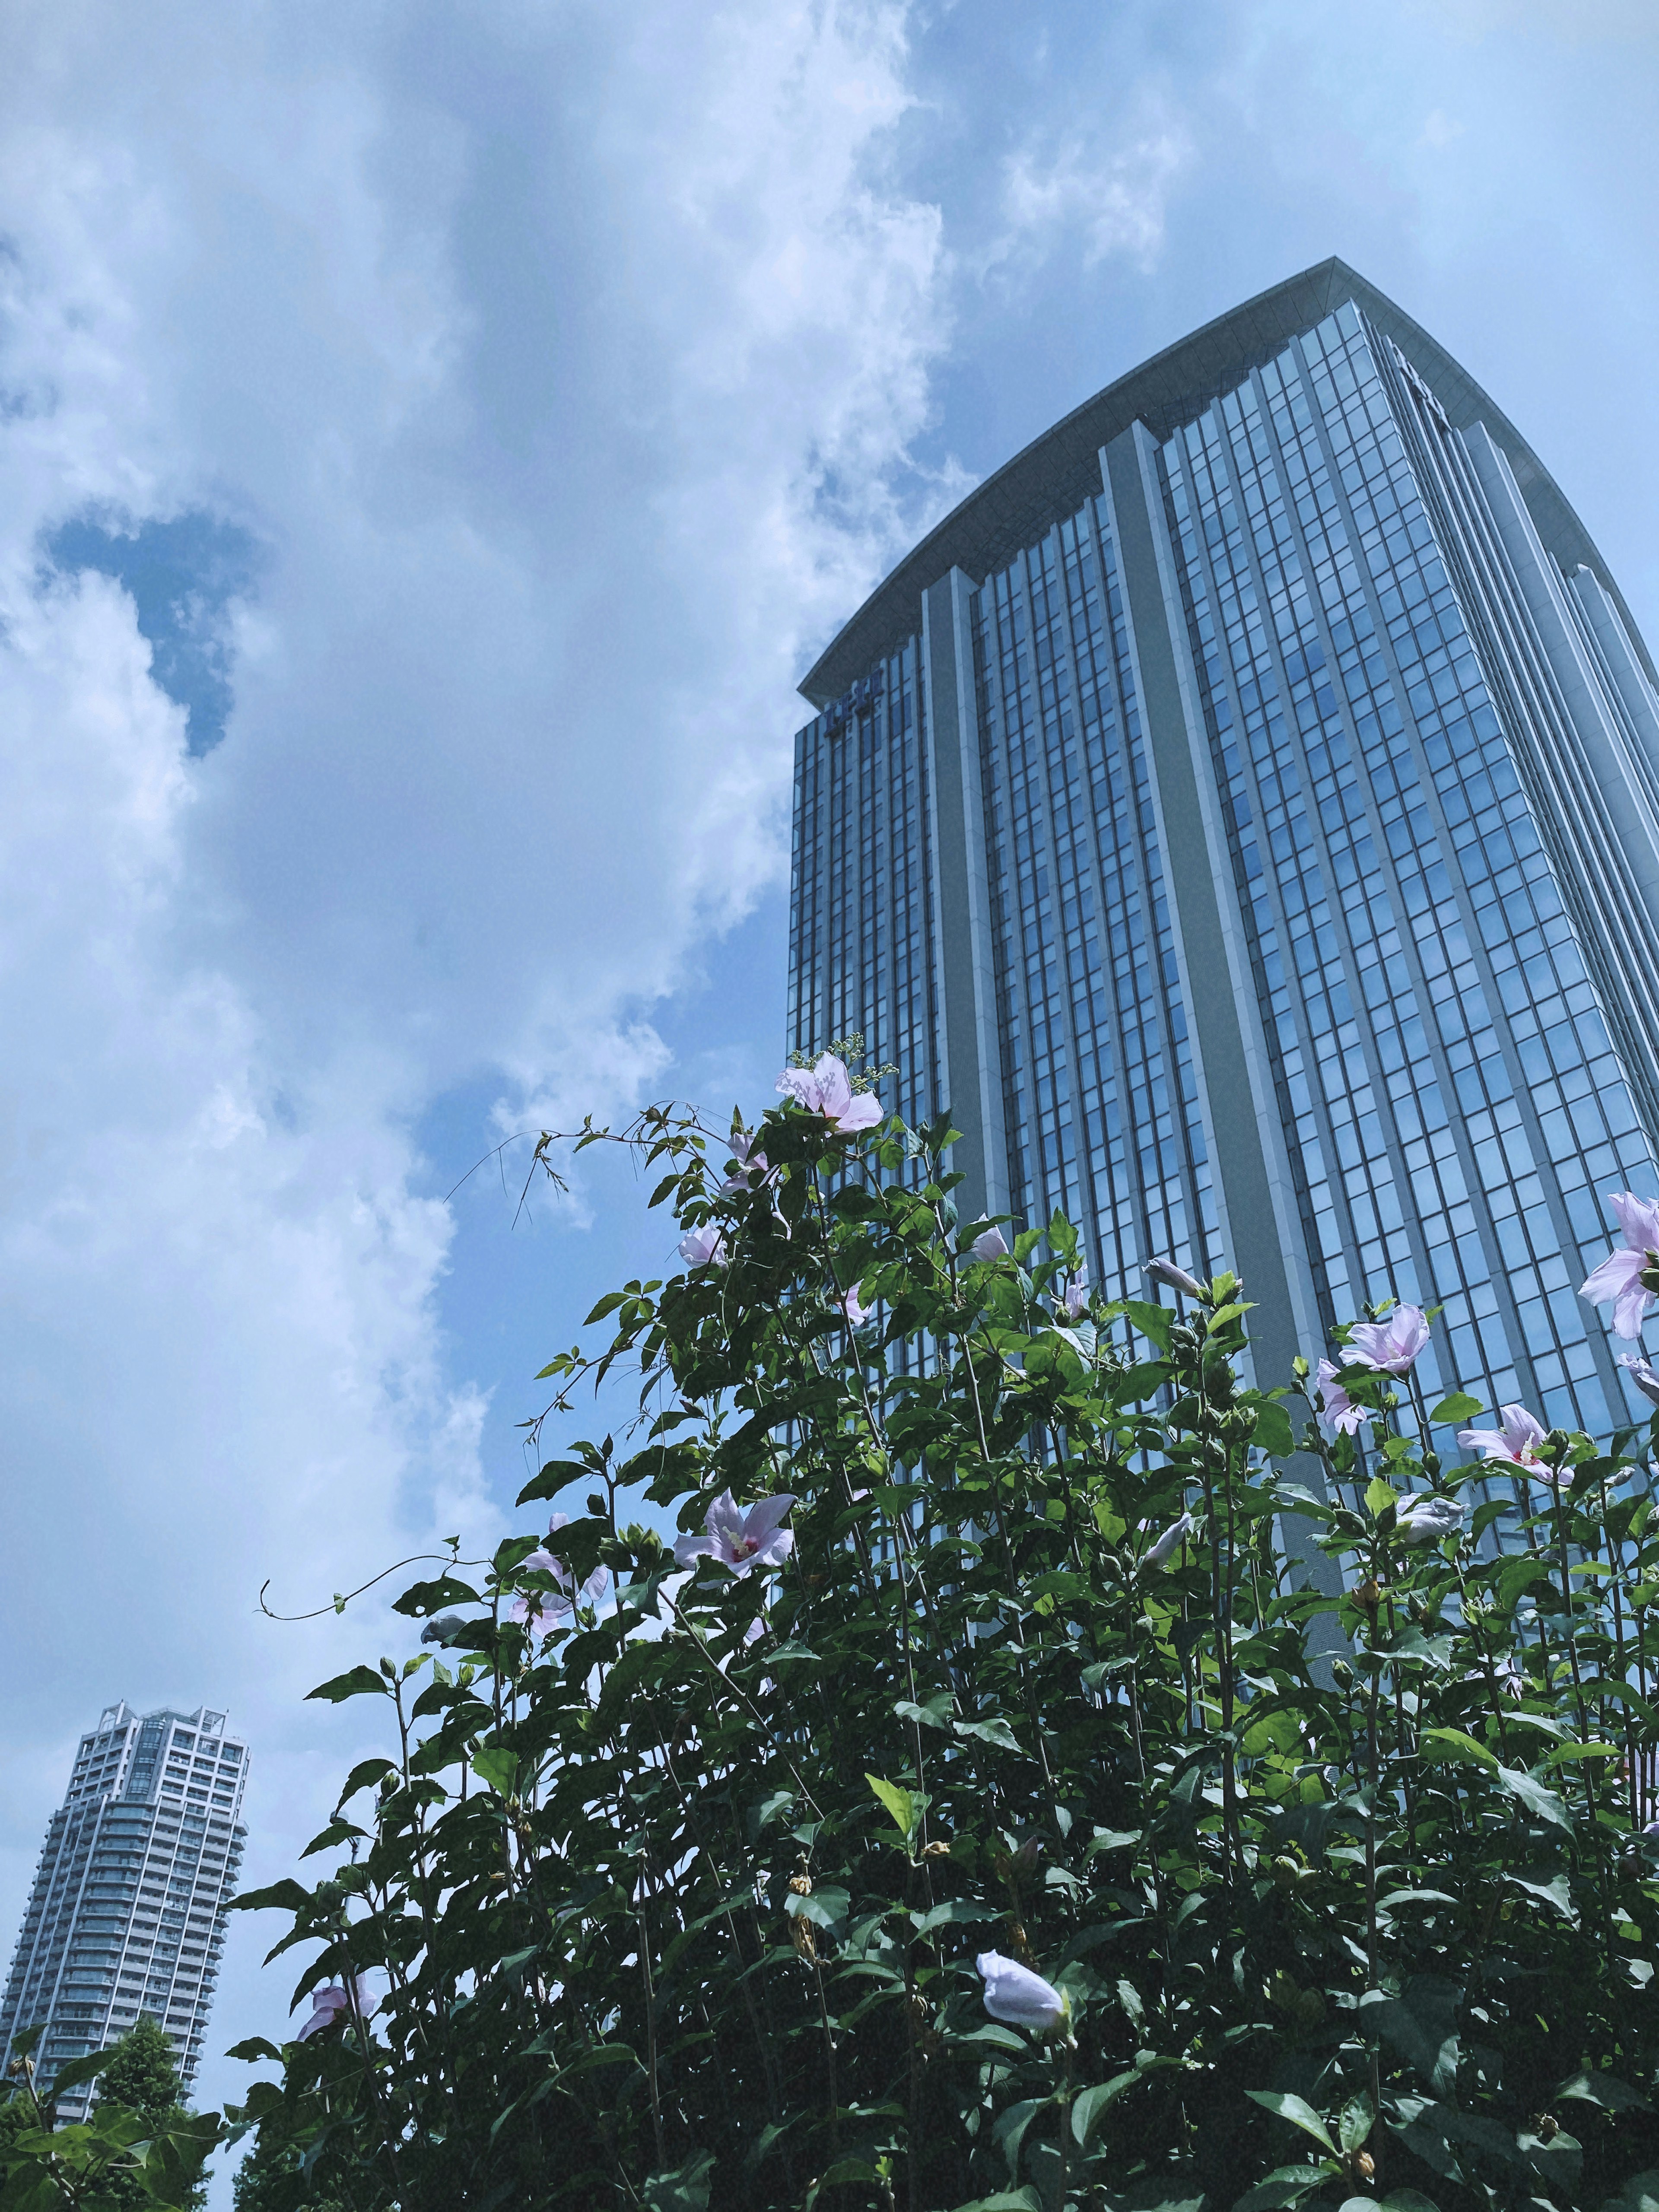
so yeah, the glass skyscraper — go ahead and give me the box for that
[0,1702,248,2115]
[787,258,1659,1437]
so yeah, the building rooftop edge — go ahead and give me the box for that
[798,254,1656,708]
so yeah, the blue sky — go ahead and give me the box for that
[0,0,1656,2188]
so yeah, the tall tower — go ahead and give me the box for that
[787,259,1659,1440]
[0,1703,248,2115]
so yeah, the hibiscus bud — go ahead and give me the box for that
[1147,1255,1206,1300]
[1296,1988,1327,2027]
[976,1951,1068,2035]
[586,1493,606,1518]
[1271,1856,1301,1894]
[1010,1836,1044,1877]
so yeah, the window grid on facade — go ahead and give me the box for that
[787,261,1659,1457]
[0,1703,249,2112]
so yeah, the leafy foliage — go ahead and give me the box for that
[19,1093,1659,2211]
[0,2018,215,2210]
[220,1095,1659,2207]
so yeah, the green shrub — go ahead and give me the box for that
[160,1087,1659,2205]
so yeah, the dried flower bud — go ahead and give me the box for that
[922,1840,951,1858]
[1353,2152,1375,2181]
[788,1872,813,1897]
[790,1918,818,1962]
[1354,1578,1382,1612]
[1533,2113,1560,2143]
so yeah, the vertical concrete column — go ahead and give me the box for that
[1101,422,1339,1585]
[922,567,1010,1231]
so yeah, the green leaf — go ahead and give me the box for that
[227,1879,314,1916]
[641,2147,714,2212]
[950,2194,1041,2212]
[1365,1475,1399,1520]
[865,1772,918,1841]
[516,1459,593,1506]
[1071,2072,1146,2144]
[784,1884,849,1929]
[993,2098,1049,2179]
[1251,1400,1296,1457]
[1206,1298,1254,1333]
[1233,2171,1330,2212]
[1503,1870,1576,1921]
[1496,1763,1573,1834]
[1337,2092,1375,2154]
[305,1665,391,1704]
[1597,2169,1659,2212]
[1244,2091,1338,2156]
[954,1716,1021,1751]
[895,1694,955,1731]
[1419,1726,1500,1771]
[1125,1300,1171,1353]
[1430,1392,1483,1424]
[42,2050,115,2097]
[335,1756,397,1806]
[1366,1977,1462,2099]
[471,1746,519,1797]
[1496,1554,1554,1611]
[913,1898,1000,1933]
[1558,2069,1651,2113]
[225,2037,283,2063]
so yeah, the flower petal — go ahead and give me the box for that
[1608,1190,1659,1254]
[742,1493,797,1542]
[833,1091,883,1133]
[813,1054,853,1118]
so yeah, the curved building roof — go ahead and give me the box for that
[799,255,1654,706]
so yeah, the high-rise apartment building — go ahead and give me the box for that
[788,258,1659,1437]
[0,1703,248,2114]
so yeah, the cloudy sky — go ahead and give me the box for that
[1,0,1656,2189]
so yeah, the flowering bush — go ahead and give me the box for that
[56,1077,1659,2211]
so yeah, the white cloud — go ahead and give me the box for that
[0,0,955,2168]
[985,95,1192,278]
